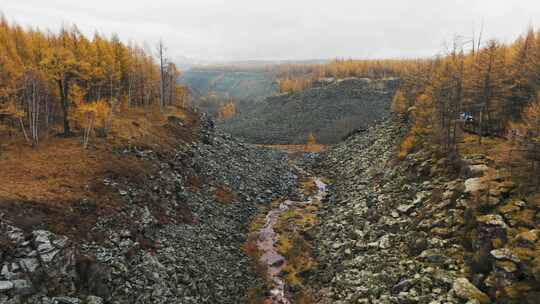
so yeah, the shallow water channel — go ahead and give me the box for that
[256,177,327,304]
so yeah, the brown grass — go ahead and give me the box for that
[300,177,317,196]
[459,132,540,194]
[0,105,200,240]
[295,292,316,304]
[458,133,505,157]
[272,177,322,299]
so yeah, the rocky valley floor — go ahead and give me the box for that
[1,114,539,304]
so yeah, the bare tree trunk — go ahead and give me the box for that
[58,79,72,136]
[128,72,133,108]
[44,95,50,139]
[106,98,114,135]
[110,63,115,103]
[19,117,29,144]
[110,77,114,103]
[83,113,95,149]
[158,40,166,109]
[31,80,39,146]
[478,107,483,145]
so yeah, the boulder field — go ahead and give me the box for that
[306,118,540,303]
[220,78,400,144]
[0,115,297,304]
[2,116,539,303]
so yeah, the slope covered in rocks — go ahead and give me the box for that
[306,119,540,303]
[220,78,400,144]
[3,98,538,304]
[0,111,296,304]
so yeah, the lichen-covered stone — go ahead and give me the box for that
[452,278,490,304]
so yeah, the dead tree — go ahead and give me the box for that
[157,40,167,109]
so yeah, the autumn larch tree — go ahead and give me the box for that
[522,92,540,187]
[391,89,408,116]
[41,43,80,136]
[468,40,510,136]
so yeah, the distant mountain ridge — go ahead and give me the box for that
[180,69,278,101]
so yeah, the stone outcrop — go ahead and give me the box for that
[452,278,490,304]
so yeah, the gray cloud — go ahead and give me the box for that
[2,0,540,61]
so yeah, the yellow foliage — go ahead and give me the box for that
[397,92,435,159]
[217,101,236,120]
[0,17,185,141]
[522,92,540,139]
[0,100,24,119]
[71,100,112,130]
[307,132,317,145]
[39,47,79,82]
[69,84,86,104]
[276,58,427,92]
[410,93,434,137]
[279,78,312,93]
[398,134,416,159]
[391,89,408,114]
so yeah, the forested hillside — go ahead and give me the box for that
[393,28,540,185]
[275,58,424,93]
[0,17,296,304]
[0,17,189,146]
[180,68,277,101]
[182,60,415,124]
[179,67,277,120]
[379,27,540,303]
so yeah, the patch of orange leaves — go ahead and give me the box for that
[214,186,238,204]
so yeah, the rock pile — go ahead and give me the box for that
[308,118,540,303]
[0,115,296,303]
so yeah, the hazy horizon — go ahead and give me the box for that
[2,0,540,63]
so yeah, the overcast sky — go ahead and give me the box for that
[2,0,540,62]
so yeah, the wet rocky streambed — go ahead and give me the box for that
[248,173,327,303]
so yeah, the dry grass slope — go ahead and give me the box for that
[0,106,199,240]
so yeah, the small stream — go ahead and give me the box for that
[256,177,327,304]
